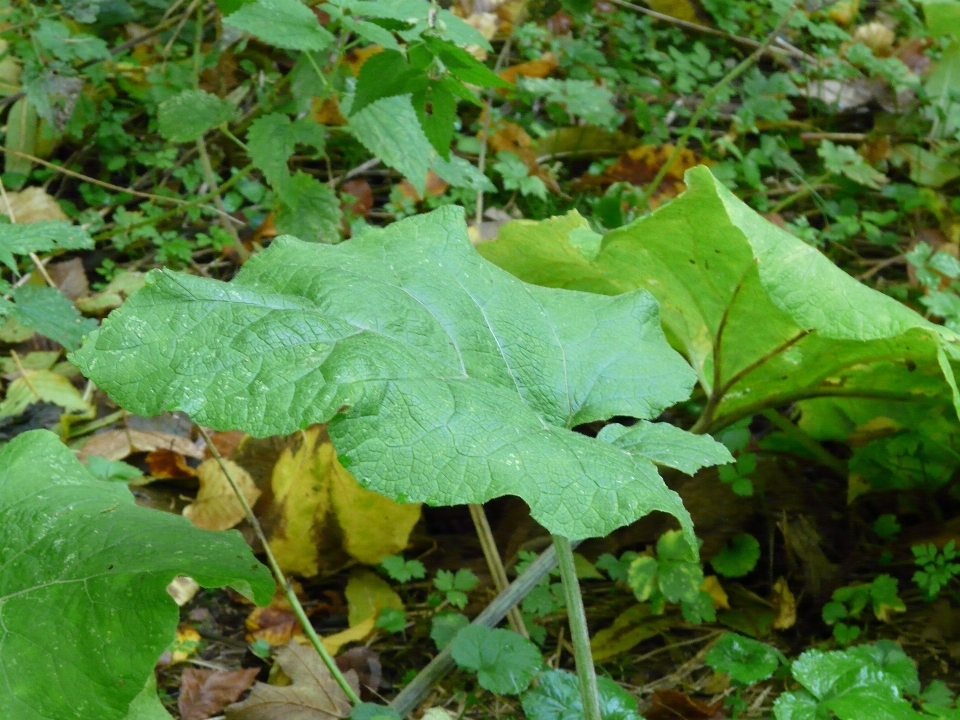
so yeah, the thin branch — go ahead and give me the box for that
[196,426,361,707]
[608,0,814,62]
[468,503,528,638]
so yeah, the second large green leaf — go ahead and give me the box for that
[73,206,727,541]
[478,166,960,431]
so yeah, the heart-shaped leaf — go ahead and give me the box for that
[73,206,719,541]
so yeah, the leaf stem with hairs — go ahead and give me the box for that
[196,426,361,707]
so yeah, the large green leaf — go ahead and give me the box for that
[0,430,273,720]
[0,220,93,273]
[73,206,721,541]
[478,166,960,431]
[223,0,334,51]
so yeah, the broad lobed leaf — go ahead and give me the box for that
[73,206,715,541]
[478,166,960,431]
[0,430,273,720]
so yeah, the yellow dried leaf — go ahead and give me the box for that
[0,369,92,418]
[264,426,421,576]
[590,604,673,661]
[345,569,403,627]
[771,577,797,630]
[183,458,260,531]
[0,186,69,223]
[701,575,730,610]
[646,0,707,23]
[78,428,204,461]
[320,616,376,656]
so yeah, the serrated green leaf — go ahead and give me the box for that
[223,0,334,51]
[348,94,434,196]
[274,171,342,243]
[350,50,416,117]
[705,632,783,685]
[0,221,93,274]
[157,89,236,144]
[73,206,697,542]
[818,140,889,189]
[450,625,542,695]
[478,166,960,432]
[0,430,273,720]
[246,114,327,188]
[709,533,761,578]
[598,421,733,475]
[521,669,642,720]
[422,36,511,89]
[12,285,98,351]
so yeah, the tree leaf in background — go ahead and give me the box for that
[158,89,237,143]
[223,0,335,52]
[0,430,273,720]
[0,220,93,274]
[10,285,97,351]
[479,166,960,432]
[74,206,700,542]
[274,171,343,243]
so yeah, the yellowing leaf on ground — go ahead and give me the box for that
[179,667,259,720]
[0,186,69,223]
[321,617,376,656]
[498,52,558,85]
[646,0,709,23]
[262,426,421,577]
[590,604,674,661]
[0,368,92,418]
[771,577,797,630]
[345,569,403,628]
[78,428,204,462]
[702,575,730,610]
[226,641,356,719]
[183,458,260,531]
[157,624,201,667]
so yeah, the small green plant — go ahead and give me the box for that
[705,632,786,719]
[913,541,960,601]
[380,554,427,584]
[821,575,906,645]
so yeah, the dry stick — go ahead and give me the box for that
[638,7,798,211]
[0,147,240,223]
[196,426,362,707]
[467,503,528,638]
[389,542,568,717]
[608,0,813,62]
[0,175,56,287]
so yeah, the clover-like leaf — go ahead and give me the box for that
[74,206,699,541]
[0,430,273,720]
[449,625,542,695]
[479,166,960,433]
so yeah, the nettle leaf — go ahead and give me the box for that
[223,0,334,51]
[274,171,342,243]
[479,166,960,433]
[449,625,542,695]
[521,669,642,720]
[9,285,98,351]
[74,206,698,541]
[246,113,327,188]
[157,89,237,144]
[705,632,783,685]
[0,220,94,274]
[0,430,273,720]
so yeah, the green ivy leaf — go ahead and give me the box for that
[521,669,642,720]
[157,89,236,143]
[246,114,327,188]
[705,632,783,685]
[0,430,273,720]
[0,221,93,274]
[478,166,960,432]
[10,285,98,351]
[449,626,542,695]
[74,206,698,542]
[598,421,733,475]
[709,533,760,578]
[223,0,334,51]
[274,171,342,243]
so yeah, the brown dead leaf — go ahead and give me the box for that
[646,690,725,720]
[183,458,260,531]
[340,179,374,219]
[46,257,88,300]
[579,144,706,206]
[246,595,304,647]
[311,96,347,126]
[225,641,357,719]
[497,52,558,86]
[205,429,246,460]
[343,46,383,77]
[0,186,69,223]
[546,11,573,35]
[397,171,450,203]
[335,647,381,694]
[79,428,203,462]
[771,577,797,630]
[147,448,196,479]
[179,668,259,720]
